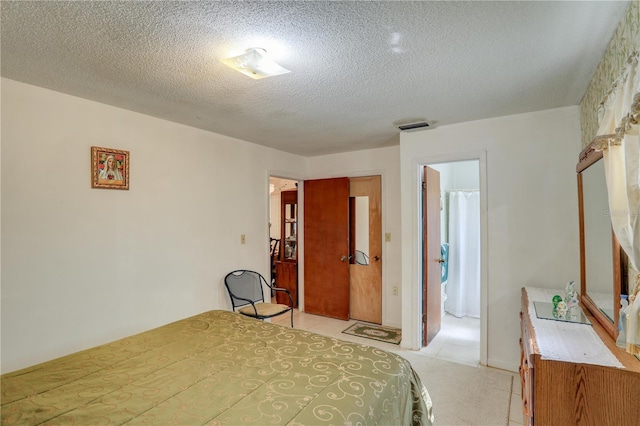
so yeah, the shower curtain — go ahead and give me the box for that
[444,190,481,318]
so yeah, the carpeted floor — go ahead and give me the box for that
[395,351,513,426]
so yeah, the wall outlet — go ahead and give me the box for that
[240,234,246,244]
[385,232,391,242]
[393,286,398,296]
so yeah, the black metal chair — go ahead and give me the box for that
[224,269,293,327]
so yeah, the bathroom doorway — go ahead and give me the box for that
[424,160,481,366]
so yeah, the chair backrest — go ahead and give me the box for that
[224,270,268,310]
[270,238,280,257]
[354,250,369,265]
[270,238,280,263]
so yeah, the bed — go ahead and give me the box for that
[1,310,434,425]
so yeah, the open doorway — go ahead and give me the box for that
[269,177,298,241]
[269,176,299,304]
[424,160,481,367]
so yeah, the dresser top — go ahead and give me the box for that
[523,287,623,368]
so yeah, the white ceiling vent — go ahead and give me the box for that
[397,121,431,132]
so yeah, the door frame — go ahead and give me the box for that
[405,151,488,366]
[267,170,306,310]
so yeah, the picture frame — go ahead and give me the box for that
[91,146,130,190]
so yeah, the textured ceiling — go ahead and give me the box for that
[1,1,631,156]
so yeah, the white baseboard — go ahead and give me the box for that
[487,358,519,374]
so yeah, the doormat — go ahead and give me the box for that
[342,322,402,345]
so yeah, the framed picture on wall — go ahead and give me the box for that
[91,146,130,190]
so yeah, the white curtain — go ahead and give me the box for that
[444,191,481,318]
[595,51,640,356]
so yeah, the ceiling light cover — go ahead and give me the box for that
[222,48,290,79]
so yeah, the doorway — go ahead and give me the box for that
[269,176,299,302]
[269,175,383,324]
[421,158,485,366]
[269,177,298,239]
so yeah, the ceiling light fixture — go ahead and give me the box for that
[221,47,290,79]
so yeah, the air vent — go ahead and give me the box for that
[397,121,431,131]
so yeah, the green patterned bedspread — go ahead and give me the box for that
[1,310,433,425]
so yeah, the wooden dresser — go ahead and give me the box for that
[519,287,640,426]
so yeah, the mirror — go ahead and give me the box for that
[581,159,615,320]
[577,142,626,339]
[349,196,370,265]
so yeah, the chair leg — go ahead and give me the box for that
[290,309,294,328]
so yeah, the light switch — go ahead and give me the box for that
[240,234,246,244]
[385,233,391,242]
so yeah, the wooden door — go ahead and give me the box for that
[349,176,382,324]
[304,177,350,320]
[422,166,442,346]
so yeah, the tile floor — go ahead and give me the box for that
[423,312,481,367]
[272,308,525,426]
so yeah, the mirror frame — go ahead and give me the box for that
[577,140,627,340]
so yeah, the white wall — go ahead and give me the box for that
[400,106,582,371]
[1,79,307,373]
[1,78,584,374]
[270,191,281,239]
[306,146,402,327]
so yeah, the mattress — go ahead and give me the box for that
[1,310,433,425]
